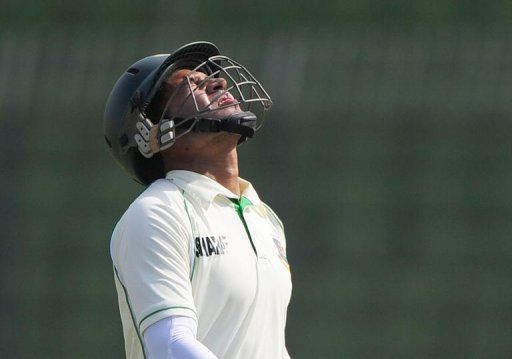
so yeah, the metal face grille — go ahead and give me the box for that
[156,55,272,139]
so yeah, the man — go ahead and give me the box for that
[103,41,292,359]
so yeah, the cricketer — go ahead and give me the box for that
[103,41,292,358]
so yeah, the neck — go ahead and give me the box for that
[164,144,241,196]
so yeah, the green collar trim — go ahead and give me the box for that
[229,196,252,210]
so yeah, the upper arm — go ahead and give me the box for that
[111,194,196,333]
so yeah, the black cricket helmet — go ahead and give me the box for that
[103,41,272,186]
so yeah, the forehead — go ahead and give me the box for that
[166,68,207,86]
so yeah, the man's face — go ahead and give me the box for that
[164,69,241,120]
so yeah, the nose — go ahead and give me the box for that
[205,77,227,94]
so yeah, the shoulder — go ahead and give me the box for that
[110,179,190,254]
[125,178,186,219]
[133,178,184,211]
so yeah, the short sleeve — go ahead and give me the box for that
[111,194,196,334]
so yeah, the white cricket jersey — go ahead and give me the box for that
[110,170,292,359]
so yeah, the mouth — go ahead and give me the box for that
[217,93,236,107]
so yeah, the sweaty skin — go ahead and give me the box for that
[166,69,241,120]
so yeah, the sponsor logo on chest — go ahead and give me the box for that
[195,236,228,257]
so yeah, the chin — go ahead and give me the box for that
[213,132,241,146]
[216,131,240,140]
[197,131,239,142]
[211,105,241,119]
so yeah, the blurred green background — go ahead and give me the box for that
[1,1,512,358]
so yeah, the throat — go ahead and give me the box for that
[165,148,241,196]
[163,134,241,195]
[204,169,240,196]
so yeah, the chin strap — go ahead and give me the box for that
[135,111,259,159]
[178,111,258,142]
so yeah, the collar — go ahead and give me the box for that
[166,170,262,209]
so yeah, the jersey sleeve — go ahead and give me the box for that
[111,193,196,334]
